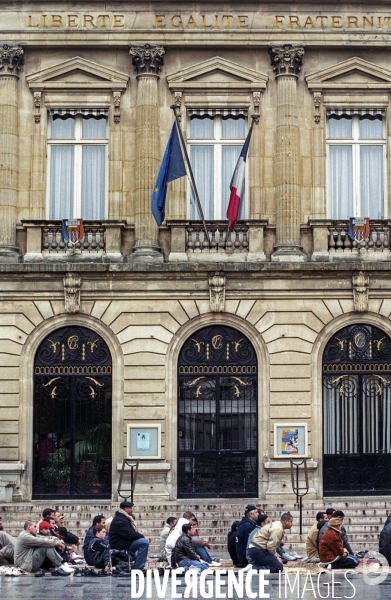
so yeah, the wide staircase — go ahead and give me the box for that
[0,500,387,558]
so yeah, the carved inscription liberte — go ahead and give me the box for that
[25,13,391,29]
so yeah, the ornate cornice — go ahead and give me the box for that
[269,44,304,78]
[130,43,165,77]
[0,44,24,76]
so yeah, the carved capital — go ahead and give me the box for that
[313,92,322,124]
[269,44,304,78]
[113,91,121,124]
[0,44,24,76]
[130,43,165,77]
[63,272,81,314]
[352,270,369,312]
[209,271,226,313]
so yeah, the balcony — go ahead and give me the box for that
[310,220,391,262]
[167,220,268,262]
[18,219,390,265]
[21,220,130,263]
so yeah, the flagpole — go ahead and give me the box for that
[170,104,210,248]
[224,114,259,245]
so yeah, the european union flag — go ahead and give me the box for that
[151,122,186,226]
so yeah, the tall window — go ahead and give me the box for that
[47,110,108,220]
[188,110,246,220]
[327,110,386,219]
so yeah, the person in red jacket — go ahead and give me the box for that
[319,517,359,570]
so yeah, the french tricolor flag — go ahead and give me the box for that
[226,121,255,229]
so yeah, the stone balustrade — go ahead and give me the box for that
[186,222,249,254]
[20,219,391,263]
[21,220,127,263]
[43,224,106,254]
[309,219,391,261]
[167,220,268,262]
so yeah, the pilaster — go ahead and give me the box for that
[0,44,24,262]
[130,43,165,261]
[269,45,306,262]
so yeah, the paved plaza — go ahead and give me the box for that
[0,571,390,600]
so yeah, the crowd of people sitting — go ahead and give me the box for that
[227,504,360,573]
[0,502,389,577]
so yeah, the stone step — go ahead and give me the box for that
[0,501,385,557]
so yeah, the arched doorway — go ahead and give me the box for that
[33,325,112,499]
[177,325,258,498]
[323,323,391,496]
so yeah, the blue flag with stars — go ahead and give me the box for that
[151,122,187,226]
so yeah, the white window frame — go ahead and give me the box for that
[187,113,248,221]
[326,113,387,219]
[46,113,109,220]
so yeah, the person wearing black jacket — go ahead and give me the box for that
[171,524,208,572]
[227,521,240,567]
[83,515,106,560]
[87,525,110,573]
[108,501,149,571]
[236,505,259,567]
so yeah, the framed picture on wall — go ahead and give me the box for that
[127,424,161,459]
[274,423,308,458]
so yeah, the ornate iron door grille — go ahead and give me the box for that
[33,326,112,499]
[178,326,258,498]
[323,324,391,496]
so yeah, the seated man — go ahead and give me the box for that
[236,505,259,567]
[14,521,73,576]
[0,517,16,567]
[248,512,294,573]
[171,524,209,573]
[306,512,328,562]
[165,512,217,567]
[319,517,359,570]
[159,517,177,560]
[86,524,110,574]
[83,515,106,560]
[227,521,240,567]
[109,501,149,571]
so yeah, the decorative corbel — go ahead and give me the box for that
[313,92,322,124]
[34,92,41,123]
[352,271,369,312]
[113,91,121,123]
[209,271,226,313]
[253,91,261,110]
[63,271,81,314]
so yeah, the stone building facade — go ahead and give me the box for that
[1,0,391,503]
